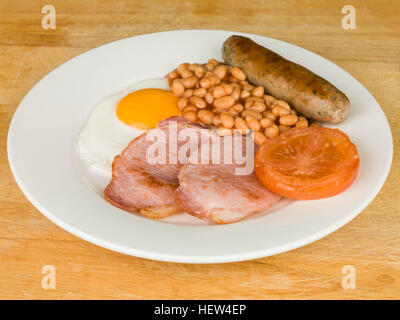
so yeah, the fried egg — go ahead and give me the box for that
[76,78,179,176]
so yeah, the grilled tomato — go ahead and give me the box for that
[255,127,359,200]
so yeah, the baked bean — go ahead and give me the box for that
[194,87,207,97]
[221,83,233,95]
[246,101,266,113]
[242,110,262,120]
[279,125,291,133]
[262,110,276,121]
[272,100,291,110]
[198,109,214,124]
[182,76,198,88]
[194,66,205,78]
[264,95,276,108]
[171,79,185,97]
[182,105,197,113]
[212,86,226,99]
[260,117,273,128]
[184,89,193,98]
[210,76,221,87]
[228,75,239,83]
[212,115,222,126]
[245,96,264,103]
[242,84,255,91]
[310,122,320,127]
[232,103,244,113]
[188,63,199,71]
[205,63,215,71]
[252,86,264,97]
[180,69,193,78]
[182,110,197,122]
[214,96,235,110]
[253,131,267,145]
[228,108,239,117]
[214,65,227,79]
[231,67,246,81]
[208,58,219,66]
[249,101,266,113]
[220,112,234,128]
[279,114,298,126]
[205,92,214,104]
[232,87,240,101]
[189,96,206,109]
[245,115,261,131]
[168,69,179,80]
[177,97,188,109]
[200,77,211,88]
[289,109,297,115]
[177,63,189,73]
[234,117,249,135]
[272,105,290,116]
[265,124,279,138]
[201,75,219,88]
[240,90,251,99]
[244,101,252,110]
[217,126,233,136]
[296,118,308,128]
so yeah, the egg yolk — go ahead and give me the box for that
[116,89,179,129]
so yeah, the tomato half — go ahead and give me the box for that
[255,127,359,200]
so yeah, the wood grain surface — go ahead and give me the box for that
[0,0,399,299]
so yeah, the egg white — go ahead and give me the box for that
[76,78,170,176]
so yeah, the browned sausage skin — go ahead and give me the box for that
[222,35,350,124]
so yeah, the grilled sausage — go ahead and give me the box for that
[222,35,350,123]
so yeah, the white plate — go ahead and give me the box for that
[7,30,393,263]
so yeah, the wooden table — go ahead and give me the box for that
[0,0,399,299]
